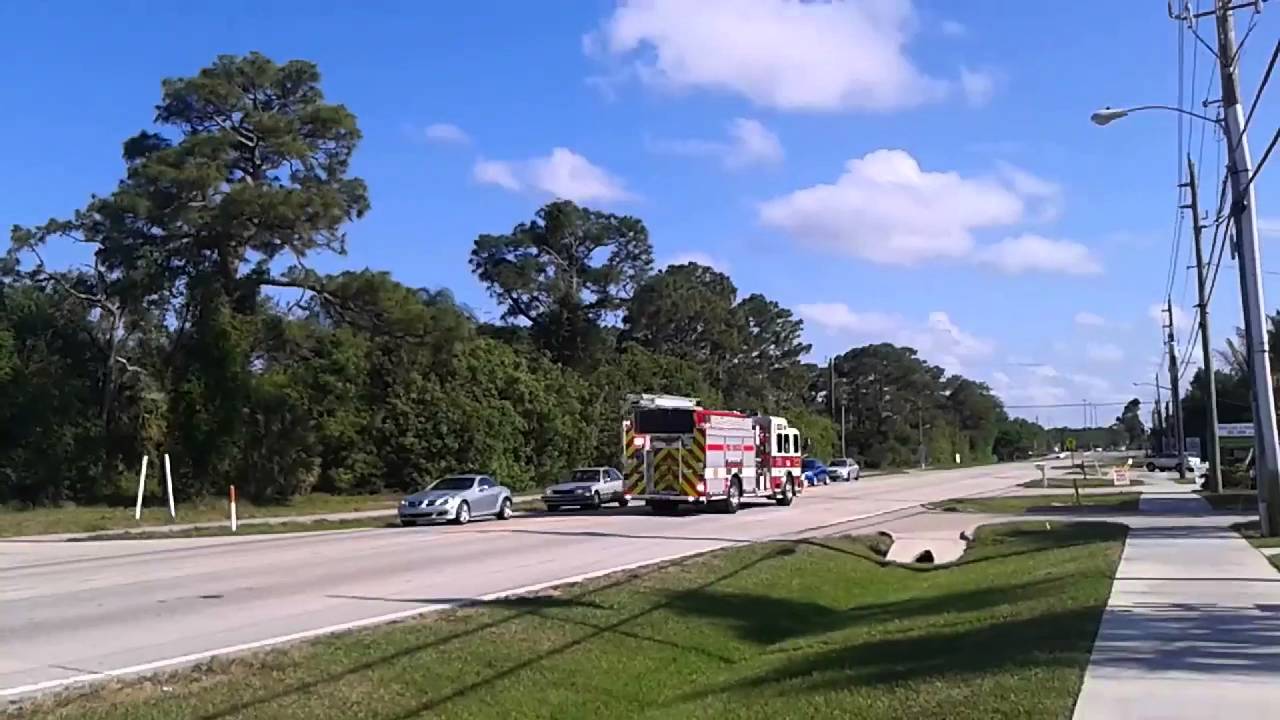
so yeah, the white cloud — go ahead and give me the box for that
[1075,311,1106,327]
[1033,364,1060,378]
[976,234,1104,276]
[996,162,1062,221]
[473,148,631,203]
[959,67,995,107]
[664,251,730,272]
[587,0,947,112]
[424,122,470,144]
[991,370,1011,385]
[472,159,521,191]
[795,303,903,337]
[650,117,784,169]
[1086,342,1124,364]
[759,149,1028,265]
[528,148,631,203]
[798,303,993,371]
[1068,372,1112,396]
[940,19,967,37]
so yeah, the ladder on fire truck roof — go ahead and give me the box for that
[624,393,699,410]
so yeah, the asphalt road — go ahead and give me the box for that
[0,461,1039,699]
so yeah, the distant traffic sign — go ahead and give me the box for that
[1065,437,1077,451]
[1219,423,1255,438]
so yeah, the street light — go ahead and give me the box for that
[1090,105,1221,127]
[1133,381,1167,390]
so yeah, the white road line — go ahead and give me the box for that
[0,544,727,699]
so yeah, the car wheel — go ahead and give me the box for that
[497,497,513,520]
[1175,463,1184,474]
[400,519,416,527]
[618,496,630,508]
[720,478,742,514]
[775,478,794,507]
[854,469,861,481]
[452,501,471,525]
[1146,462,1157,472]
[592,491,602,509]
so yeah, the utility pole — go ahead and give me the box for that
[918,404,926,470]
[1213,0,1280,533]
[1165,299,1188,481]
[840,402,846,458]
[1185,154,1223,492]
[1154,373,1164,453]
[828,357,836,422]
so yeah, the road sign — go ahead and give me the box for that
[1219,423,1255,438]
[1065,437,1077,451]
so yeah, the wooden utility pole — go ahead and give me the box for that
[1166,299,1187,481]
[1185,155,1223,492]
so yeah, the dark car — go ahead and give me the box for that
[802,458,829,487]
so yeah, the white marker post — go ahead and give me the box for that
[229,485,238,533]
[163,453,176,521]
[134,454,149,521]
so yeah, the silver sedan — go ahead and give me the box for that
[398,475,514,526]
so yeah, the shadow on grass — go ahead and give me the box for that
[184,524,1122,720]
[671,605,1105,706]
[191,546,785,720]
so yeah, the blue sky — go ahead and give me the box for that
[4,0,1280,427]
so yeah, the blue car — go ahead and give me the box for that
[802,458,830,487]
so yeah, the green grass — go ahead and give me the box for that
[60,498,549,541]
[1198,490,1259,513]
[1232,520,1280,572]
[0,493,402,538]
[1231,519,1280,547]
[930,493,1141,515]
[16,522,1127,720]
[1019,477,1144,489]
[67,517,399,540]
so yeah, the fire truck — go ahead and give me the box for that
[620,394,802,514]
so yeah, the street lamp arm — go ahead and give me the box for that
[1091,105,1221,127]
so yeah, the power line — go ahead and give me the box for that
[1004,402,1135,410]
[1244,38,1280,135]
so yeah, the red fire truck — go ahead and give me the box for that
[621,394,801,514]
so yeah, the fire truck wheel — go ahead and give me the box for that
[775,478,794,507]
[719,479,741,514]
[452,501,471,525]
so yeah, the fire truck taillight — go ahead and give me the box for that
[696,481,706,495]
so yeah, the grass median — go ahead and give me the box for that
[17,521,1126,720]
[0,493,402,538]
[1019,477,1145,490]
[60,498,549,540]
[930,493,1141,515]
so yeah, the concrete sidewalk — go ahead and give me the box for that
[1072,488,1280,719]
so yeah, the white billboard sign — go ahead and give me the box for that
[1218,423,1255,438]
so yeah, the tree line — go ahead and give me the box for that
[2,53,1050,508]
